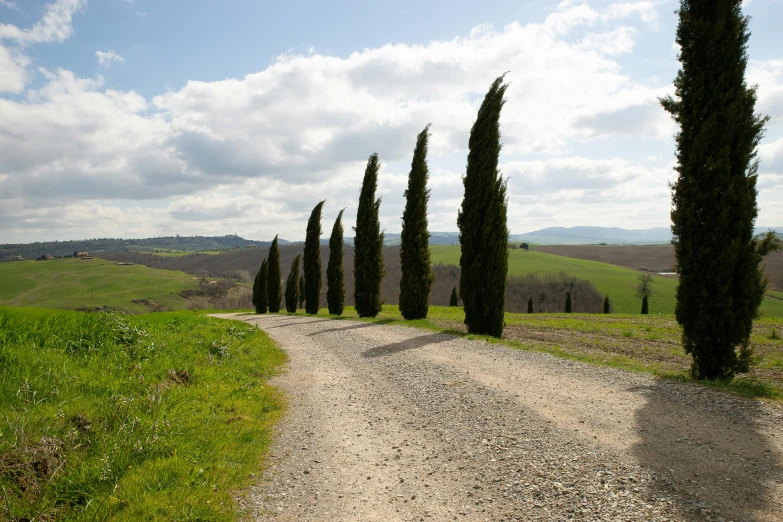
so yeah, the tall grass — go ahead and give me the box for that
[0,307,286,521]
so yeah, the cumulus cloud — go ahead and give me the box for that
[0,0,85,44]
[96,49,125,67]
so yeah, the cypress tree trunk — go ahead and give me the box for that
[304,201,325,314]
[565,291,572,313]
[457,76,509,337]
[285,254,301,313]
[527,297,534,314]
[603,295,610,314]
[661,0,780,379]
[354,154,385,318]
[450,286,459,307]
[298,274,305,309]
[399,124,435,320]
[641,295,649,315]
[327,209,346,316]
[257,259,269,314]
[266,236,282,313]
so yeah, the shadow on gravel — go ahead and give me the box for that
[362,332,452,358]
[261,318,332,329]
[631,379,782,520]
[308,319,396,336]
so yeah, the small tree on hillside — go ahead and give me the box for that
[637,274,654,298]
[527,296,534,314]
[603,295,611,314]
[267,236,282,313]
[458,75,509,337]
[450,286,459,307]
[565,291,572,313]
[641,295,649,315]
[399,124,435,320]
[284,255,301,313]
[521,243,529,251]
[327,209,346,316]
[304,200,325,314]
[354,154,385,318]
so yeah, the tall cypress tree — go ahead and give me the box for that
[457,75,509,337]
[266,236,282,313]
[450,286,459,307]
[527,297,534,314]
[565,291,572,313]
[252,266,260,311]
[298,274,305,309]
[603,295,611,314]
[354,154,385,318]
[399,124,435,320]
[327,209,346,316]
[641,295,649,315]
[304,200,325,314]
[285,254,301,313]
[257,258,268,314]
[661,0,780,379]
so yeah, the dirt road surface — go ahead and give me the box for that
[212,313,783,522]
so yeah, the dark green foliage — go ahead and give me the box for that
[457,75,509,338]
[327,209,346,316]
[527,296,534,314]
[266,236,282,313]
[399,124,435,320]
[354,154,385,318]
[284,255,301,313]
[565,291,572,313]
[304,201,325,314]
[254,259,269,314]
[603,295,611,314]
[450,286,459,307]
[661,0,781,379]
[641,295,649,315]
[521,243,529,251]
[298,274,305,309]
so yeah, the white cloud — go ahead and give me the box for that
[0,44,27,92]
[0,0,20,12]
[0,0,85,44]
[96,49,125,67]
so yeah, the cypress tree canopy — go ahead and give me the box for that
[304,200,325,314]
[252,265,260,311]
[457,75,509,337]
[565,291,572,313]
[257,258,269,314]
[399,124,435,320]
[298,274,305,309]
[327,209,346,316]
[661,0,780,379]
[450,286,459,307]
[603,295,610,314]
[641,295,649,315]
[266,235,282,313]
[354,154,385,318]
[527,297,534,314]
[285,254,301,313]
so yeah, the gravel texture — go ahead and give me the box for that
[211,314,783,522]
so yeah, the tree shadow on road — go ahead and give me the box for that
[362,332,452,358]
[631,378,782,521]
[308,319,396,336]
[261,318,333,329]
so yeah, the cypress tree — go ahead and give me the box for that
[257,259,269,314]
[266,236,282,313]
[661,0,781,379]
[641,295,649,315]
[252,266,260,311]
[450,286,459,307]
[565,291,572,313]
[304,200,325,314]
[354,153,385,318]
[327,209,346,316]
[399,124,435,320]
[284,254,301,313]
[603,295,611,314]
[298,274,305,309]
[457,75,509,337]
[527,296,534,314]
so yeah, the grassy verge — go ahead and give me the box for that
[276,305,783,401]
[0,307,286,521]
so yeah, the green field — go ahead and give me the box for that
[431,245,783,317]
[0,258,199,312]
[0,307,286,520]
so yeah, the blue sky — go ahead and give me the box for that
[1,0,782,242]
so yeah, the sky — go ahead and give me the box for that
[0,0,782,243]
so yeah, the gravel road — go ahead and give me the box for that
[212,313,783,522]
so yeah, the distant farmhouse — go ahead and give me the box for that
[74,251,89,258]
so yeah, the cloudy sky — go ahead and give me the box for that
[1,0,781,243]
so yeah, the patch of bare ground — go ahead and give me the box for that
[216,313,783,522]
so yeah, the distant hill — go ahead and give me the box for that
[510,226,781,246]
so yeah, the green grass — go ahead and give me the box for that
[146,251,223,257]
[430,245,783,317]
[0,307,286,521]
[0,259,200,313]
[282,304,783,400]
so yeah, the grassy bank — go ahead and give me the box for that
[0,307,286,521]
[278,305,783,400]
